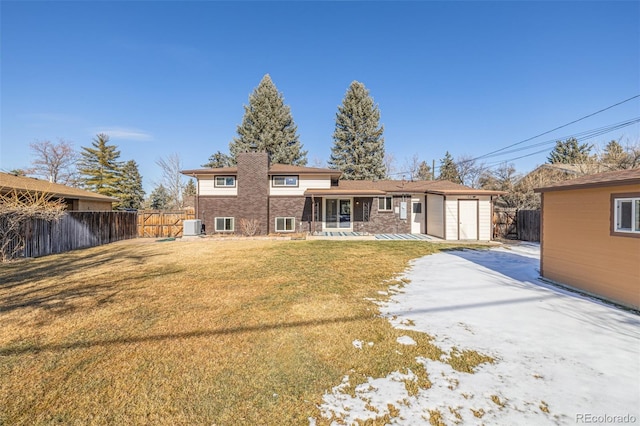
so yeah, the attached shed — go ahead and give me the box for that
[425,189,498,241]
[535,168,640,309]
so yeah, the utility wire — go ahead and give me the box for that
[479,117,640,169]
[476,117,640,161]
[464,94,640,164]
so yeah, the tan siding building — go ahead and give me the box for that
[535,169,640,309]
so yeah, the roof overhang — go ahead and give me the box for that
[304,189,387,196]
[427,189,508,196]
[534,179,640,193]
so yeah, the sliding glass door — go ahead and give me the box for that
[325,199,352,230]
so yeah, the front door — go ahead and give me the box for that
[411,198,424,234]
[325,199,352,230]
[459,200,478,240]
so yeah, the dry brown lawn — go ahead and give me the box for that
[0,238,487,425]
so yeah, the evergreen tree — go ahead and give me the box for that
[437,151,462,184]
[148,185,170,210]
[229,74,307,165]
[547,138,592,164]
[184,179,197,196]
[329,81,385,180]
[77,134,122,196]
[117,160,145,209]
[600,140,631,170]
[202,150,233,168]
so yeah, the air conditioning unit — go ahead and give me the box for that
[183,219,202,236]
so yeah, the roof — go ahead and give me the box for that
[0,172,119,202]
[306,179,506,196]
[534,168,640,193]
[181,163,505,196]
[181,163,342,177]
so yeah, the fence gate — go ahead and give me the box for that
[493,208,540,242]
[137,209,195,238]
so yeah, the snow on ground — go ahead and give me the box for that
[317,243,640,425]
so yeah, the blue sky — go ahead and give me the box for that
[2,1,639,193]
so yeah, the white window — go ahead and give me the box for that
[215,217,234,232]
[275,217,295,232]
[378,196,393,211]
[273,176,298,187]
[215,176,236,187]
[614,197,640,234]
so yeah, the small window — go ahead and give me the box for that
[275,217,295,232]
[215,217,234,232]
[273,176,298,187]
[412,203,422,214]
[215,176,236,187]
[378,196,393,211]
[614,197,640,234]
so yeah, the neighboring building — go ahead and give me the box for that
[535,168,640,310]
[0,172,117,211]
[181,152,504,240]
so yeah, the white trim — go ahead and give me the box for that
[614,197,640,233]
[272,175,299,187]
[275,217,296,232]
[214,217,234,232]
[378,196,393,211]
[214,176,236,187]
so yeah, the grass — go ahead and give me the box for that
[0,238,490,425]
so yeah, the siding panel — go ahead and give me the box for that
[426,194,444,238]
[541,185,640,309]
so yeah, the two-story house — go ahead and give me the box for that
[182,152,504,240]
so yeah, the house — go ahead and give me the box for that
[181,152,505,240]
[534,168,640,309]
[0,172,118,211]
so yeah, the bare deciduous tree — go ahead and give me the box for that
[456,154,485,188]
[29,139,78,185]
[384,152,397,179]
[156,153,185,209]
[0,189,66,262]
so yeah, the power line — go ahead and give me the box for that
[477,117,640,161]
[465,94,640,164]
[480,116,640,169]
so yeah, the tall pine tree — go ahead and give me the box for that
[329,81,385,180]
[229,74,307,165]
[117,160,145,209]
[77,133,122,197]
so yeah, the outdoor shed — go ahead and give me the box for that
[535,168,640,309]
[0,172,118,210]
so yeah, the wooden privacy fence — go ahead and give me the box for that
[137,208,195,238]
[493,209,540,242]
[21,211,138,258]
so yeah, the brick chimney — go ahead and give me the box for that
[236,152,270,235]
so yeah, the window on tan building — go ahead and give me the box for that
[612,194,640,236]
